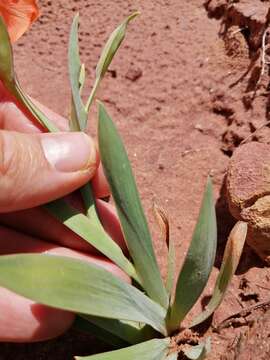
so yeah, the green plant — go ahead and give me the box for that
[0,13,247,359]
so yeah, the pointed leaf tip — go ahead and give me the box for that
[126,11,140,22]
[168,177,217,331]
[68,12,88,130]
[0,254,167,334]
[98,104,169,309]
[86,12,139,112]
[190,221,247,328]
[95,11,139,80]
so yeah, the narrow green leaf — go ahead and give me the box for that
[0,16,14,85]
[70,64,85,131]
[0,17,59,132]
[96,12,139,79]
[80,182,98,219]
[68,14,109,257]
[0,254,167,334]
[68,13,88,130]
[166,237,176,298]
[98,102,168,309]
[184,338,211,360]
[73,316,127,348]
[75,338,170,360]
[190,221,247,328]
[14,83,59,132]
[86,12,139,112]
[168,178,217,332]
[81,315,156,345]
[44,199,140,283]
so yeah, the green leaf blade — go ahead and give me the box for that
[166,237,176,297]
[75,338,170,360]
[0,18,58,132]
[14,84,59,132]
[0,254,167,334]
[190,221,247,328]
[168,178,217,331]
[44,199,139,282]
[81,315,157,345]
[86,12,139,112]
[98,103,168,309]
[68,13,88,130]
[0,17,14,86]
[73,316,128,348]
[95,12,139,80]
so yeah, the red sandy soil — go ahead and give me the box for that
[0,0,269,359]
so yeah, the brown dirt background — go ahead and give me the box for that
[0,0,270,359]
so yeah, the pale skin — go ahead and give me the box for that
[0,82,129,342]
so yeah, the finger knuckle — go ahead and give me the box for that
[0,132,36,209]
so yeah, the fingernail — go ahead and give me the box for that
[41,132,96,172]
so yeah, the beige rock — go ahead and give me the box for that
[226,142,270,264]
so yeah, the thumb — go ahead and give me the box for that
[0,131,97,212]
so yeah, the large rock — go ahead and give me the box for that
[226,142,270,264]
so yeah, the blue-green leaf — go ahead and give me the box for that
[190,221,247,328]
[81,315,156,345]
[0,16,14,85]
[44,199,140,283]
[86,12,139,112]
[73,316,127,348]
[168,178,217,332]
[75,338,170,360]
[98,102,168,309]
[0,254,167,334]
[0,17,58,132]
[68,13,88,130]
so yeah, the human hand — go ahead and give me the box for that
[0,83,128,342]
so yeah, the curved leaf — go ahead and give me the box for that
[190,221,247,328]
[0,16,14,85]
[98,103,168,309]
[0,254,167,334]
[0,17,58,132]
[44,199,140,283]
[168,178,217,332]
[81,315,156,345]
[68,13,88,130]
[86,12,139,112]
[73,317,127,348]
[75,338,170,360]
[13,83,59,132]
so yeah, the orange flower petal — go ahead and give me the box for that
[0,0,39,43]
